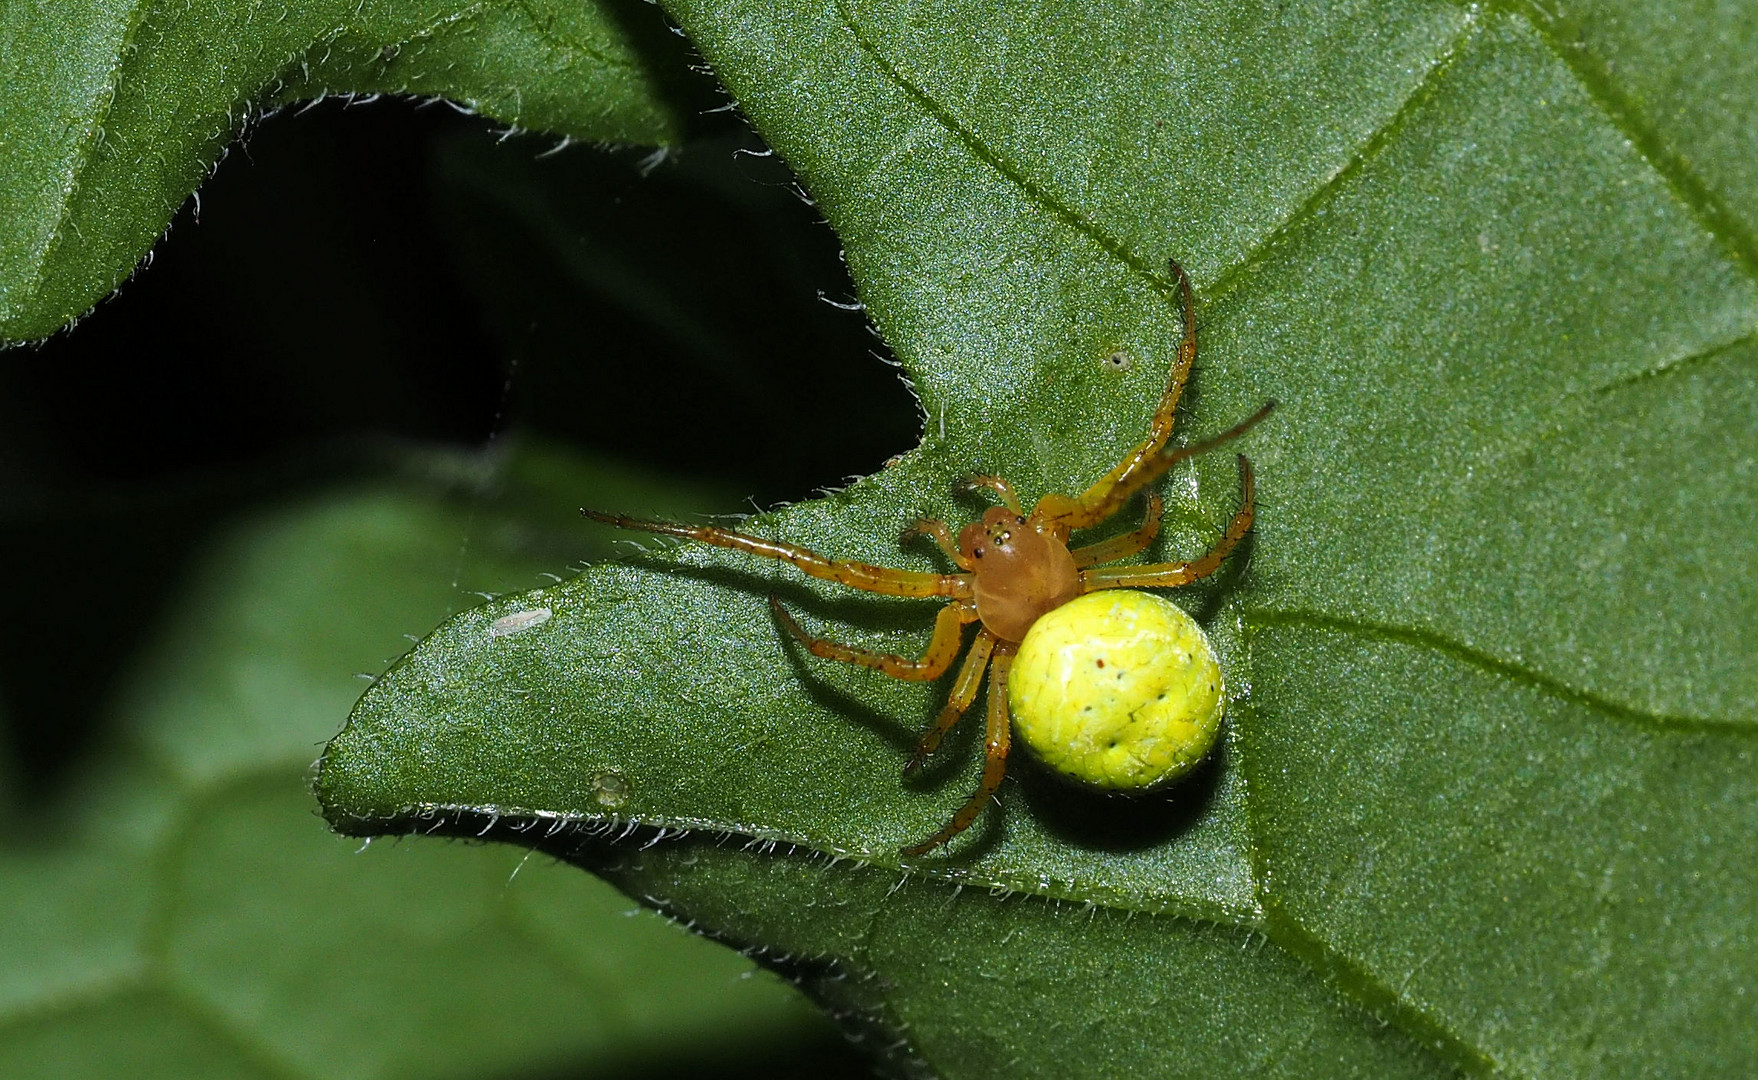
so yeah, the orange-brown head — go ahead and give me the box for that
[958,506,1081,643]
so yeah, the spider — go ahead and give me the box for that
[583,261,1273,855]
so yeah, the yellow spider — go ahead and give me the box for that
[585,261,1272,854]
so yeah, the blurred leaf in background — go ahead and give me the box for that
[0,452,852,1080]
[0,0,906,1066]
[0,0,709,343]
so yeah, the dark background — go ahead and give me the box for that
[0,96,920,1077]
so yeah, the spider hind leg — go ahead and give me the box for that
[905,630,997,775]
[901,646,1016,856]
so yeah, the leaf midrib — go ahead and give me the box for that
[12,0,149,329]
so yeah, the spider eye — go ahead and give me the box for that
[1015,515,1025,525]
[973,546,985,558]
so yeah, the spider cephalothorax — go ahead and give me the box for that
[584,260,1273,854]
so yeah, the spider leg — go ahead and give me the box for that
[1032,260,1197,530]
[582,509,973,599]
[900,518,973,570]
[900,645,1016,856]
[1069,493,1164,569]
[960,474,1023,514]
[1040,401,1274,531]
[769,597,977,682]
[904,629,997,775]
[1080,455,1256,590]
[1098,258,1200,478]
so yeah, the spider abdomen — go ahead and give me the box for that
[1008,591,1223,790]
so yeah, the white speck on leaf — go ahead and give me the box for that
[488,607,553,638]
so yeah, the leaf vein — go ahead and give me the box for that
[1505,0,1758,278]
[158,982,318,1080]
[21,0,156,337]
[834,0,1179,300]
[1591,324,1758,396]
[505,0,637,72]
[1247,608,1755,736]
[1206,10,1481,306]
[1256,897,1506,1079]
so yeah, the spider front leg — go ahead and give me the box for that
[1093,259,1201,482]
[582,509,972,599]
[769,597,977,681]
[1081,455,1256,590]
[1040,401,1274,532]
[1034,261,1198,530]
[1069,493,1164,569]
[901,645,1016,856]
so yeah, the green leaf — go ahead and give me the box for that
[0,0,698,344]
[1524,0,1758,258]
[0,447,831,1079]
[319,3,1758,1077]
